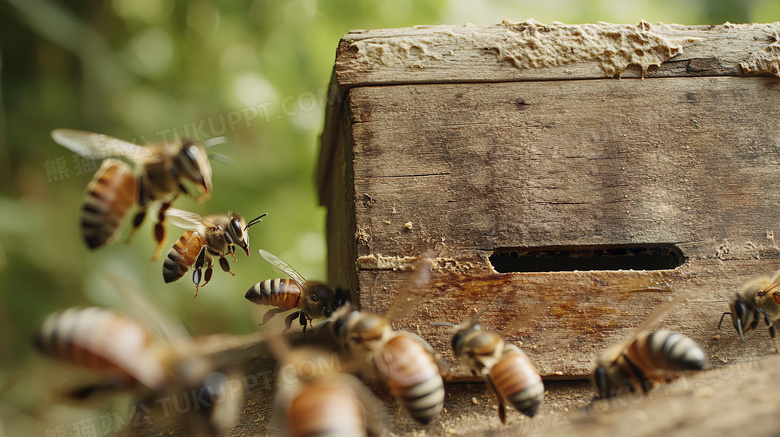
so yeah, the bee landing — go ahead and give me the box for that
[245,250,348,335]
[718,269,780,353]
[592,329,707,399]
[437,318,544,423]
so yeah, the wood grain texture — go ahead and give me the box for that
[322,75,780,378]
[317,22,780,197]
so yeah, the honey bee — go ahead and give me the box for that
[593,312,707,399]
[327,305,446,425]
[34,306,242,434]
[162,208,266,297]
[432,319,543,423]
[266,336,387,437]
[51,129,216,260]
[244,249,349,335]
[718,268,780,352]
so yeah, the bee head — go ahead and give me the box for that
[450,318,482,356]
[177,140,213,198]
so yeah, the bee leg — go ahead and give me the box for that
[126,174,150,244]
[260,308,288,326]
[125,208,147,244]
[151,199,176,261]
[758,309,778,352]
[224,233,238,262]
[485,374,507,423]
[299,311,309,338]
[192,245,210,298]
[218,255,235,276]
[204,257,214,285]
[284,312,300,332]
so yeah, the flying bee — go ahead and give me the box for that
[718,267,780,352]
[162,208,267,297]
[327,305,447,425]
[592,298,707,398]
[431,319,543,423]
[266,336,387,437]
[50,129,219,260]
[34,306,243,435]
[244,249,349,335]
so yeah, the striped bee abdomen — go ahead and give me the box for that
[375,334,445,425]
[287,381,366,437]
[491,349,544,417]
[33,307,161,386]
[81,159,136,249]
[244,279,303,310]
[163,230,207,283]
[627,330,707,377]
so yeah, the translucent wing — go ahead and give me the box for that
[51,129,149,161]
[384,254,433,322]
[103,273,190,346]
[164,208,209,231]
[258,249,312,296]
[615,294,687,353]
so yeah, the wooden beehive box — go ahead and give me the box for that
[317,20,780,379]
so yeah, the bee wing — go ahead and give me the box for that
[613,294,688,354]
[258,249,313,296]
[384,254,433,322]
[164,208,210,230]
[104,273,191,346]
[51,129,149,160]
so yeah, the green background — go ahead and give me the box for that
[0,0,775,435]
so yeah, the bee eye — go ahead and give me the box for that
[230,219,242,237]
[324,308,332,317]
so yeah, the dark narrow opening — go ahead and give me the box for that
[489,244,686,273]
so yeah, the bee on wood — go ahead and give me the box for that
[244,249,349,335]
[50,129,218,260]
[432,318,544,423]
[719,267,780,352]
[162,208,266,297]
[327,305,447,425]
[34,299,242,434]
[267,337,387,437]
[592,299,707,398]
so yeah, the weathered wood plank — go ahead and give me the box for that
[335,21,780,90]
[337,76,780,377]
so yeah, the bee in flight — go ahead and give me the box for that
[592,299,707,398]
[432,318,544,423]
[326,305,447,425]
[719,267,780,352]
[244,249,349,335]
[266,336,387,437]
[162,208,267,297]
[50,129,218,260]
[34,301,243,434]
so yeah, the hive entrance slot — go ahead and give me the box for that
[489,244,686,273]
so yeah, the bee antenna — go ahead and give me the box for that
[208,152,233,165]
[203,136,227,148]
[245,213,268,230]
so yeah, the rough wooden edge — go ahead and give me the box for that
[316,20,780,208]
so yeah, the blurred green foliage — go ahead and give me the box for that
[0,0,775,435]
